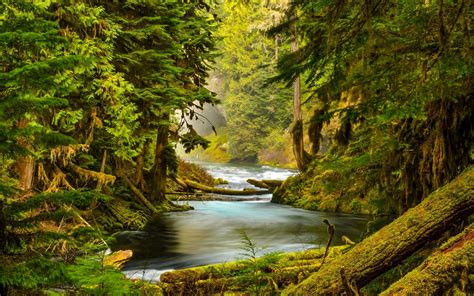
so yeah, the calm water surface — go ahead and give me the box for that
[113,163,369,281]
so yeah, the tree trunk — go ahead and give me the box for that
[283,166,474,295]
[381,225,474,296]
[290,18,310,172]
[0,199,7,295]
[135,140,149,192]
[0,199,5,254]
[17,156,34,191]
[99,150,107,173]
[16,119,34,191]
[151,114,170,203]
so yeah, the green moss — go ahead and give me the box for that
[272,161,377,215]
[380,225,474,295]
[159,246,349,295]
[362,249,430,295]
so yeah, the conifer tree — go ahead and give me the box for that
[0,0,141,292]
[98,0,217,202]
[274,0,473,212]
[215,0,292,162]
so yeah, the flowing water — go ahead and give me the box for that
[113,163,369,281]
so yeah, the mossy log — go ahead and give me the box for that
[381,225,474,295]
[247,179,283,190]
[172,177,192,192]
[247,179,271,189]
[284,166,474,295]
[161,261,248,283]
[161,264,323,296]
[261,179,284,187]
[160,248,333,284]
[69,163,116,186]
[183,179,271,195]
[168,194,268,202]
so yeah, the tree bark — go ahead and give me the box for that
[0,198,8,295]
[99,149,107,173]
[134,140,149,192]
[16,118,34,191]
[381,225,474,296]
[290,18,310,172]
[17,156,34,191]
[283,166,474,295]
[117,170,159,214]
[151,114,170,203]
[0,199,5,254]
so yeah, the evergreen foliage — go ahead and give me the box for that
[214,0,293,163]
[272,0,473,213]
[0,0,219,293]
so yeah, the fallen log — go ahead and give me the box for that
[160,247,344,285]
[183,179,271,195]
[381,225,474,296]
[169,194,269,202]
[116,171,159,214]
[246,179,283,190]
[189,264,322,293]
[161,263,322,295]
[172,177,192,192]
[247,179,271,189]
[283,166,474,295]
[261,179,284,187]
[69,163,116,186]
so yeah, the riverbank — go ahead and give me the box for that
[271,169,376,215]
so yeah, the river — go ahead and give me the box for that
[113,162,369,281]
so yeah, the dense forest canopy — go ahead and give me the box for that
[0,0,218,292]
[273,0,473,215]
[0,0,472,294]
[184,0,297,165]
